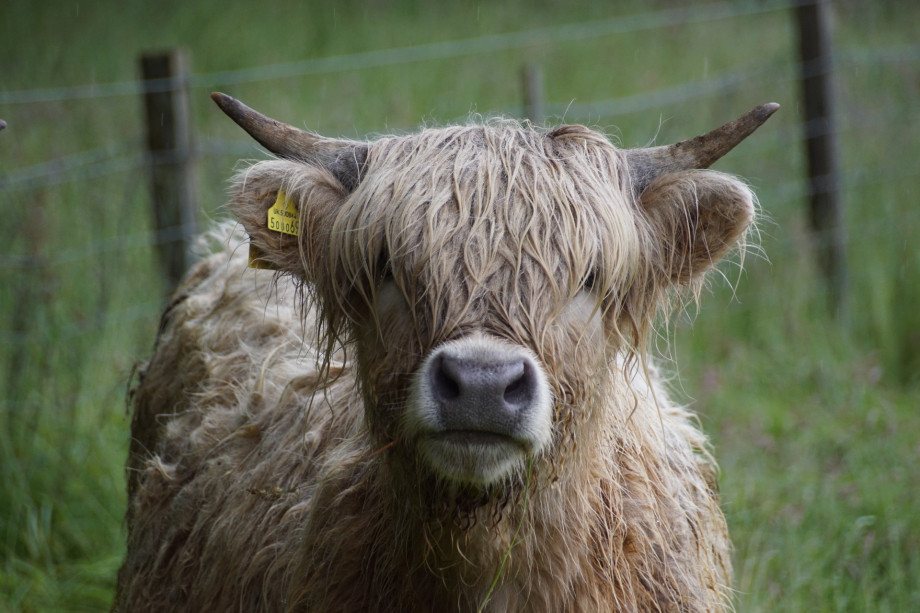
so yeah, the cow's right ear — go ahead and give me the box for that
[211,93,368,278]
[229,160,349,278]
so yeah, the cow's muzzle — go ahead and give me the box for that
[407,336,553,485]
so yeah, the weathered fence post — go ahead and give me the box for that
[522,63,545,125]
[140,49,198,290]
[795,0,848,317]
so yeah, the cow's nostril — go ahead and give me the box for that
[503,368,529,405]
[431,355,461,401]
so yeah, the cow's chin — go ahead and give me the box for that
[419,432,528,486]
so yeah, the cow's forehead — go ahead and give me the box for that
[327,122,643,338]
[346,122,638,260]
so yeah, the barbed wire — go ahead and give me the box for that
[0,148,221,192]
[6,49,915,193]
[196,136,268,158]
[4,301,164,342]
[2,148,918,343]
[0,221,201,270]
[1,299,164,347]
[0,139,267,192]
[0,141,138,183]
[4,64,765,190]
[546,63,780,123]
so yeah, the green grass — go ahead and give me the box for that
[1,0,918,610]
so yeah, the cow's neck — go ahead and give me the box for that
[377,428,611,611]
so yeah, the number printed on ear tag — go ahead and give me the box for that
[267,190,299,236]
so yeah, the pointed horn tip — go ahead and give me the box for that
[210,92,238,112]
[0,119,6,131]
[209,92,275,130]
[751,102,780,122]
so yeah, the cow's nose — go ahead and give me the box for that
[428,352,539,434]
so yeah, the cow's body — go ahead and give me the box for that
[116,102,776,612]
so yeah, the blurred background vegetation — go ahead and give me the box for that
[1,0,918,610]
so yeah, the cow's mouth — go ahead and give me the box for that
[419,431,528,485]
[404,335,553,485]
[433,430,526,447]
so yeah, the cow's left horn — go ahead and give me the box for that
[626,103,779,193]
[0,119,6,132]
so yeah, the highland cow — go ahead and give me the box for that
[115,94,777,613]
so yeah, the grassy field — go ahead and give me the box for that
[1,0,918,610]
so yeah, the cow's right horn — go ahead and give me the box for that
[211,93,367,191]
[210,92,324,160]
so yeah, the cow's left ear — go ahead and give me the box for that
[639,170,754,284]
[623,104,776,284]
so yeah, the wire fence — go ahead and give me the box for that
[0,0,793,105]
[2,53,912,193]
[1,2,913,106]
[1,0,918,350]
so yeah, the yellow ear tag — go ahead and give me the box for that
[248,242,279,270]
[248,190,298,270]
[267,190,299,236]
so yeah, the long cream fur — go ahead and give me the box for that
[116,119,754,613]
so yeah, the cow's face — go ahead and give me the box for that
[229,119,757,490]
[312,125,644,488]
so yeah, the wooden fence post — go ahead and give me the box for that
[522,63,545,125]
[795,0,848,317]
[140,49,198,290]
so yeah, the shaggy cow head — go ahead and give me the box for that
[217,93,775,490]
